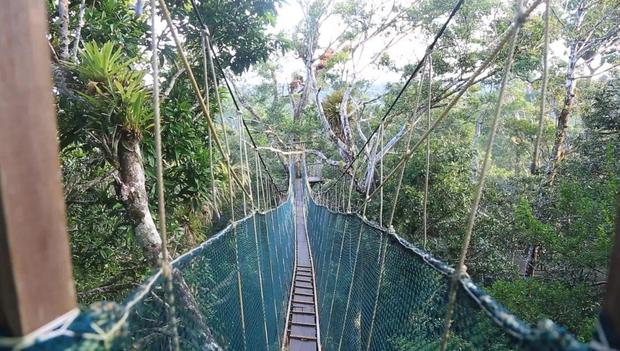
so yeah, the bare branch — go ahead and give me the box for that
[160,67,186,103]
[306,149,341,167]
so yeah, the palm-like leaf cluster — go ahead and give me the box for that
[75,41,150,135]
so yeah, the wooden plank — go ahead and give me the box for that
[285,179,319,351]
[0,0,77,336]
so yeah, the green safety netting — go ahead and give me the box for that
[301,168,592,351]
[0,168,297,351]
[0,162,602,351]
[120,202,295,351]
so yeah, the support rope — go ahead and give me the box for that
[238,114,248,215]
[439,1,523,348]
[188,0,281,194]
[423,56,432,250]
[201,31,220,219]
[205,34,233,166]
[365,234,389,351]
[149,1,179,349]
[359,0,543,210]
[157,0,250,199]
[347,165,357,212]
[336,222,364,351]
[388,69,425,227]
[379,123,384,227]
[326,0,465,193]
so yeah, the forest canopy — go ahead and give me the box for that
[46,0,619,342]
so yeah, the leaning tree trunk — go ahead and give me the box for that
[116,130,162,265]
[524,40,578,278]
[545,95,574,185]
[545,29,579,186]
[470,112,483,182]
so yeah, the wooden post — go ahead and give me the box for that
[0,0,77,336]
[602,194,620,347]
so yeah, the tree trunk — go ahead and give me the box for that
[546,105,572,184]
[523,244,539,277]
[71,0,86,61]
[524,40,578,278]
[545,29,579,187]
[470,113,483,182]
[293,64,313,121]
[116,130,162,265]
[58,0,70,60]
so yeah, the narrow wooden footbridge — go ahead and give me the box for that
[283,179,320,350]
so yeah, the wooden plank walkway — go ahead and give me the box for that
[283,179,320,351]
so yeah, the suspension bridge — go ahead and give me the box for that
[0,0,619,350]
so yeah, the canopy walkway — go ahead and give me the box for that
[1,1,619,350]
[283,179,320,350]
[0,163,599,351]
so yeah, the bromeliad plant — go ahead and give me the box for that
[76,41,150,150]
[72,41,162,265]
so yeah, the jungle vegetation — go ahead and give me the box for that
[47,0,619,341]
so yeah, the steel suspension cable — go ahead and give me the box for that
[439,1,523,348]
[423,56,432,250]
[189,0,281,195]
[530,0,550,174]
[358,0,543,210]
[149,1,179,349]
[325,0,465,194]
[157,0,250,199]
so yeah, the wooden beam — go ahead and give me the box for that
[602,194,620,347]
[0,0,77,336]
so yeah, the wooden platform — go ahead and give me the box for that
[284,179,320,351]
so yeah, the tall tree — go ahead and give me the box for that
[58,0,71,60]
[52,0,285,274]
[544,0,620,185]
[292,0,422,191]
[525,0,620,277]
[69,42,162,264]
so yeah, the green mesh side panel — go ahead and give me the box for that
[0,167,595,351]
[306,197,590,351]
[121,201,296,351]
[7,198,296,351]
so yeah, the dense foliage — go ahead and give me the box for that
[47,0,618,343]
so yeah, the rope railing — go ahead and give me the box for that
[300,160,593,351]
